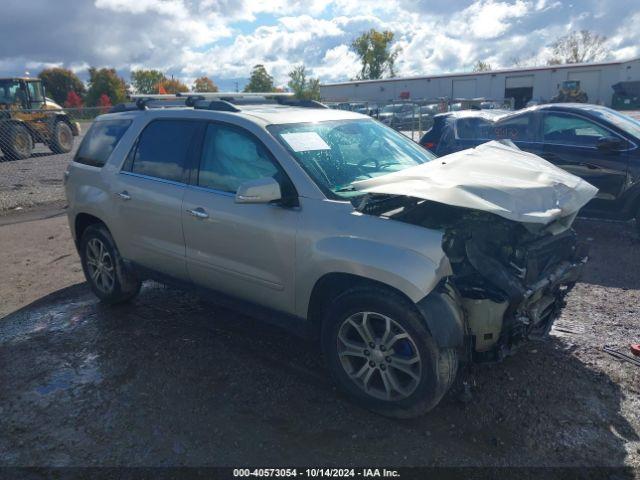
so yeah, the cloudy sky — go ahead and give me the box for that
[1,0,639,90]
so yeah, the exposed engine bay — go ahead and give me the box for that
[355,194,588,361]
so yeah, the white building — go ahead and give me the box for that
[320,57,640,109]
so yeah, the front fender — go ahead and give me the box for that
[415,282,466,349]
[295,235,452,318]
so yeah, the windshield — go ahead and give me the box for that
[268,119,437,198]
[0,79,20,104]
[585,106,640,141]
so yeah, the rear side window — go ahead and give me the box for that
[491,114,535,141]
[127,119,199,183]
[75,120,131,167]
[455,118,492,139]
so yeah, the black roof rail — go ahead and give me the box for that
[109,93,328,114]
[276,97,329,109]
[108,102,147,113]
[193,100,240,112]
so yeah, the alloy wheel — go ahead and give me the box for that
[336,311,422,401]
[85,238,115,293]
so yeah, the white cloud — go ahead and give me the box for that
[0,0,639,88]
[95,0,186,16]
[450,0,531,39]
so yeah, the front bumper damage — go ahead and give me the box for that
[351,140,598,364]
[469,253,587,363]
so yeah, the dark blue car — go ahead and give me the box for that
[420,104,640,229]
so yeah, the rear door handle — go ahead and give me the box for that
[186,207,209,219]
[115,191,131,201]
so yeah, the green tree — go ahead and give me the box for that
[38,68,85,105]
[351,29,399,80]
[131,69,166,94]
[85,68,127,106]
[244,64,276,92]
[472,61,492,72]
[548,30,608,65]
[192,76,218,92]
[287,65,320,100]
[158,78,189,94]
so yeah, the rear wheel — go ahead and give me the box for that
[321,286,458,418]
[49,121,74,154]
[3,124,33,160]
[80,224,141,304]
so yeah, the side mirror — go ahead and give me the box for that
[235,177,282,204]
[596,136,624,151]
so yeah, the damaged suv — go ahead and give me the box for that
[65,94,596,417]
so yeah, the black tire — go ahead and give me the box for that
[321,286,458,418]
[49,121,74,154]
[80,224,141,304]
[3,124,33,160]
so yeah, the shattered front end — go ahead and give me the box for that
[352,141,598,363]
[439,210,588,361]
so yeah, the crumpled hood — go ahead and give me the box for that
[353,141,598,224]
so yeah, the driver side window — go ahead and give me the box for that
[198,124,279,193]
[543,113,610,146]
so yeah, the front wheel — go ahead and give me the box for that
[80,224,141,304]
[321,286,458,418]
[49,121,74,154]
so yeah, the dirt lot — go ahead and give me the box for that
[0,127,86,212]
[0,206,638,470]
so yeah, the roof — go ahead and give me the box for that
[99,103,367,126]
[438,103,618,121]
[238,104,365,124]
[321,57,640,88]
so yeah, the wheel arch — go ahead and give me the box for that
[307,273,419,339]
[307,272,467,350]
[74,212,108,247]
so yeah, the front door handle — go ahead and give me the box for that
[115,191,131,201]
[186,207,209,219]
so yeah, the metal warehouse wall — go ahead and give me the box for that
[320,58,640,107]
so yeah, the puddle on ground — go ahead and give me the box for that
[34,353,103,396]
[0,298,96,343]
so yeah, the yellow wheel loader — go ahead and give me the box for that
[0,78,81,160]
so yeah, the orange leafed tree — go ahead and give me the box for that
[156,78,188,94]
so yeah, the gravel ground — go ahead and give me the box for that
[0,209,638,471]
[0,125,87,212]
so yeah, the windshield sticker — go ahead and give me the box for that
[281,132,331,152]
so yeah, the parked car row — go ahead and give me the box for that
[419,103,640,230]
[327,99,513,133]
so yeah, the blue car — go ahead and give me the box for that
[420,104,640,230]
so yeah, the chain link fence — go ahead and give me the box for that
[0,106,104,162]
[325,98,515,140]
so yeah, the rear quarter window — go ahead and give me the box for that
[74,119,132,168]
